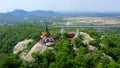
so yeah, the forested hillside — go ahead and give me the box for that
[0,24,120,68]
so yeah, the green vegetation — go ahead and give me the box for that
[0,24,42,53]
[0,24,120,68]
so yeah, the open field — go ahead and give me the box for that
[55,17,120,26]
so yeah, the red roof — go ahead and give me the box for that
[69,33,76,38]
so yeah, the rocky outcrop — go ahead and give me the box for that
[80,32,94,41]
[19,42,54,62]
[80,32,94,45]
[13,31,112,62]
[88,45,97,54]
[100,53,113,62]
[20,42,48,62]
[80,32,98,53]
[13,39,33,54]
[13,38,55,62]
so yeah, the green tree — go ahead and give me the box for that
[0,54,22,68]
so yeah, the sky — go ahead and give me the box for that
[0,0,120,12]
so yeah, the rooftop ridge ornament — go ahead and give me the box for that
[45,22,49,32]
[45,22,51,37]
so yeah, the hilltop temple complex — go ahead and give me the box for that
[13,23,97,62]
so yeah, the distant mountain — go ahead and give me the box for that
[0,9,58,25]
[7,9,28,15]
[30,10,55,16]
[0,9,120,25]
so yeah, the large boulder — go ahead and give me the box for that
[80,32,94,45]
[25,43,47,61]
[20,42,54,62]
[80,32,94,41]
[13,39,33,54]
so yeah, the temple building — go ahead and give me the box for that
[39,24,80,46]
[39,23,55,46]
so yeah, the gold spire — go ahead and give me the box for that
[40,23,52,38]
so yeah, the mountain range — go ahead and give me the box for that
[0,9,120,25]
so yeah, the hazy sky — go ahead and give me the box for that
[0,0,120,12]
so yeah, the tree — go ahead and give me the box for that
[107,61,119,68]
[42,50,55,64]
[96,62,103,68]
[74,46,88,68]
[73,35,84,48]
[0,54,22,68]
